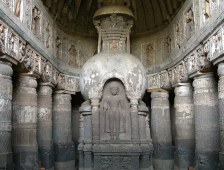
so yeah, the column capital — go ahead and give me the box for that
[192,73,217,89]
[151,91,169,99]
[174,83,193,96]
[14,74,38,89]
[218,62,224,78]
[0,60,13,76]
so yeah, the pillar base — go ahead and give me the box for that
[219,152,224,170]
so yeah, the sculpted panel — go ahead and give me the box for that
[100,80,131,140]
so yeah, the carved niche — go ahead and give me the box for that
[31,6,41,37]
[55,36,62,60]
[185,7,195,40]
[142,43,154,68]
[69,44,80,67]
[164,36,171,57]
[99,79,131,140]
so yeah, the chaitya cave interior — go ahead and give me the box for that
[0,0,224,169]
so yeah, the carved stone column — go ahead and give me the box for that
[12,74,40,169]
[173,83,195,170]
[151,91,174,170]
[218,63,224,169]
[0,61,13,169]
[90,98,100,141]
[52,92,75,170]
[37,83,54,170]
[130,99,140,141]
[193,73,219,170]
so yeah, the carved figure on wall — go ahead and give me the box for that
[15,0,22,18]
[164,36,171,57]
[8,33,15,53]
[56,37,62,60]
[0,24,5,53]
[23,47,34,71]
[31,7,40,36]
[146,43,153,66]
[69,45,79,67]
[186,8,195,40]
[103,84,124,140]
[19,41,26,62]
[175,24,181,49]
[46,22,50,48]
[212,31,221,55]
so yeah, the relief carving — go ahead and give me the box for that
[202,0,210,21]
[186,7,195,40]
[7,31,16,56]
[31,6,40,36]
[56,36,62,60]
[103,84,125,140]
[175,23,181,49]
[34,53,41,73]
[197,46,211,71]
[23,46,35,71]
[69,45,80,67]
[164,36,171,57]
[45,22,50,48]
[15,0,22,18]
[212,30,222,56]
[146,43,153,66]
[18,40,26,62]
[0,23,6,54]
[210,0,218,15]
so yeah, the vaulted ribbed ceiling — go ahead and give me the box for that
[42,0,186,36]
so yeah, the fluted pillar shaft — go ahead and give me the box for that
[174,83,195,170]
[0,61,13,169]
[151,91,174,170]
[52,92,75,170]
[218,63,224,169]
[12,75,40,169]
[37,83,54,170]
[193,73,219,170]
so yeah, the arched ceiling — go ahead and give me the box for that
[42,0,186,37]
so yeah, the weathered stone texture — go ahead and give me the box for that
[218,63,224,169]
[174,83,195,170]
[37,83,54,170]
[12,75,40,169]
[0,61,13,169]
[151,91,174,170]
[52,93,75,170]
[193,73,220,170]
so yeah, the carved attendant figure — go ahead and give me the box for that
[103,85,124,140]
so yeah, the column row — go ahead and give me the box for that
[0,65,76,169]
[150,73,220,170]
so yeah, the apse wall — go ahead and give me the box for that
[0,0,97,77]
[130,0,224,74]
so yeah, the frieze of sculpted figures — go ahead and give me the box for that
[148,42,215,90]
[159,70,172,90]
[57,73,79,93]
[168,60,188,85]
[203,24,224,64]
[147,70,171,90]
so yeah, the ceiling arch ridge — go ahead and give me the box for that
[41,0,186,36]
